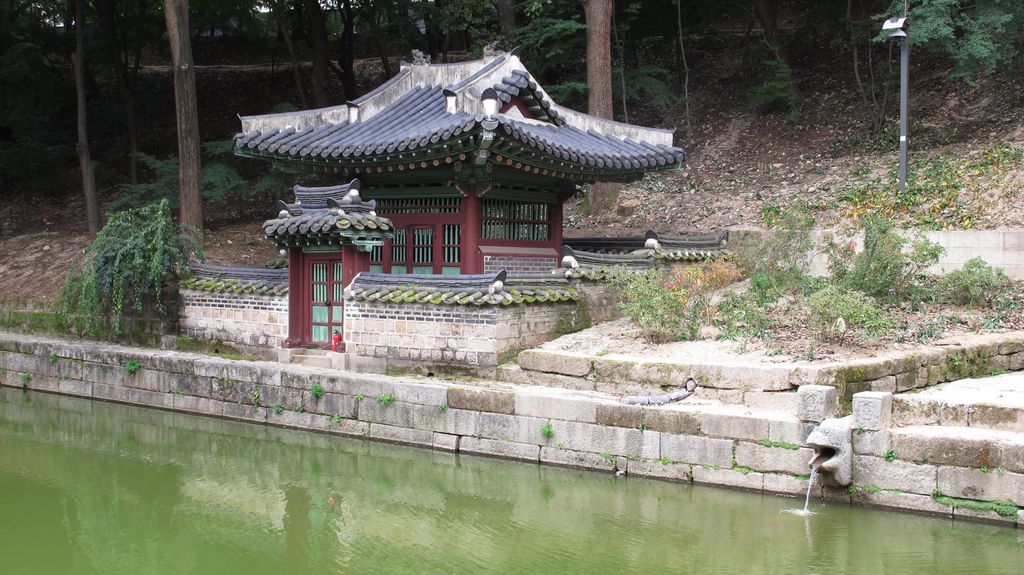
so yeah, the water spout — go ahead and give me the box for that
[803,465,819,513]
[805,416,854,486]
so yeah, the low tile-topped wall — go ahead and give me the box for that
[180,289,288,349]
[0,332,1019,528]
[343,301,585,373]
[483,255,559,274]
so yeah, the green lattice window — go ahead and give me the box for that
[377,197,461,215]
[482,199,550,241]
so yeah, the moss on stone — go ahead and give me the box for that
[932,491,1019,518]
[756,439,800,450]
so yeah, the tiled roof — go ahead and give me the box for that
[343,270,579,306]
[181,263,289,295]
[561,231,730,280]
[235,51,682,183]
[263,178,394,247]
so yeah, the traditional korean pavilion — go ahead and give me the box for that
[235,48,683,349]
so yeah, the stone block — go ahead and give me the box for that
[895,371,921,392]
[1011,352,1024,371]
[852,430,891,456]
[128,388,174,410]
[392,380,448,406]
[210,378,256,404]
[369,423,433,447]
[595,403,644,429]
[743,391,799,414]
[868,376,897,393]
[319,393,357,419]
[763,473,813,497]
[629,459,691,483]
[642,407,701,435]
[222,402,266,423]
[692,466,764,491]
[969,404,1024,432]
[545,420,642,458]
[432,432,460,452]
[58,379,92,397]
[475,412,520,441]
[81,362,125,386]
[324,416,369,438]
[797,385,838,423]
[768,419,814,446]
[997,337,1023,355]
[447,386,515,414]
[852,391,893,430]
[540,447,617,472]
[890,427,1001,469]
[92,382,130,403]
[852,490,952,518]
[853,456,937,495]
[699,408,770,440]
[640,431,661,459]
[998,435,1024,473]
[518,350,592,377]
[736,442,814,475]
[937,467,1024,506]
[460,437,539,462]
[173,394,218,416]
[952,506,1018,526]
[514,390,597,423]
[25,374,59,392]
[259,385,305,412]
[661,434,733,467]
[891,396,941,426]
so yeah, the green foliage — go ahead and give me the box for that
[124,359,141,375]
[609,261,743,342]
[355,393,364,401]
[935,258,1011,308]
[735,203,816,303]
[251,388,261,408]
[47,353,57,364]
[714,292,774,341]
[885,0,1024,82]
[438,403,448,413]
[273,403,284,414]
[59,199,201,337]
[19,372,30,385]
[514,17,586,76]
[310,382,325,400]
[884,449,897,462]
[932,491,1018,518]
[540,421,554,439]
[827,217,943,304]
[807,284,889,342]
[377,393,394,406]
[613,65,676,109]
[331,414,344,423]
[746,57,799,122]
[756,439,800,450]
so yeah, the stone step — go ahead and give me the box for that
[892,373,1024,432]
[292,354,332,369]
[886,425,1024,472]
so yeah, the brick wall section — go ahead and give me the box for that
[483,255,558,274]
[344,301,579,367]
[4,331,1021,527]
[179,289,288,348]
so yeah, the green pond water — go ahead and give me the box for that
[1,387,1021,575]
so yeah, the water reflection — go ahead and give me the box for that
[0,387,1021,575]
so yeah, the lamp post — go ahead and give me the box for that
[883,17,909,193]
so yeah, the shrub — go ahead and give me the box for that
[610,260,743,342]
[58,199,201,336]
[935,258,1011,308]
[734,202,815,303]
[807,284,889,342]
[827,216,943,304]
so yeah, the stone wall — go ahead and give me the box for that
[179,289,288,349]
[3,332,1018,527]
[483,255,559,274]
[343,300,580,371]
[570,280,620,324]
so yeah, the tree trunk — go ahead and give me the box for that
[496,0,516,37]
[337,0,358,99]
[300,0,331,107]
[370,12,394,80]
[581,0,613,120]
[73,0,99,234]
[163,0,203,242]
[96,0,139,184]
[580,0,615,213]
[272,0,307,108]
[676,0,693,147]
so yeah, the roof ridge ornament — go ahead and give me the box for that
[410,49,430,65]
[482,41,503,59]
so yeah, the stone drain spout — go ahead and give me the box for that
[805,416,854,486]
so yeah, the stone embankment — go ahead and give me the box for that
[1,331,1022,528]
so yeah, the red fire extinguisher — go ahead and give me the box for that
[331,330,342,352]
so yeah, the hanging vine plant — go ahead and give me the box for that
[59,199,203,337]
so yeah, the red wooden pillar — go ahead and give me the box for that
[284,247,304,348]
[551,200,564,267]
[462,188,483,274]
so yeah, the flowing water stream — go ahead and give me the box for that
[1,387,1021,575]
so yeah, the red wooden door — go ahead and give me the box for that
[305,257,344,347]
